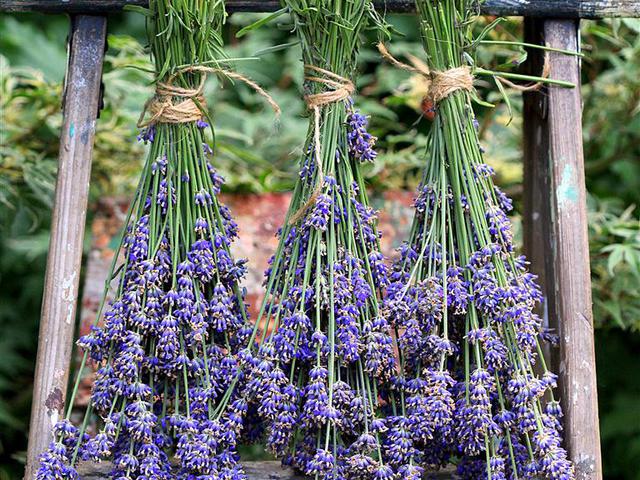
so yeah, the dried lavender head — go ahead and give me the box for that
[385,2,575,476]
[38,2,253,475]
[239,26,400,468]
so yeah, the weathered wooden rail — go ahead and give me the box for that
[3,0,638,479]
[522,18,603,480]
[1,0,639,18]
[77,461,455,479]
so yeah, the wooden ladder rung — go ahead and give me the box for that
[76,461,457,480]
[1,0,640,18]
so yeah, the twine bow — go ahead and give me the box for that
[377,42,550,106]
[288,65,355,226]
[138,65,280,128]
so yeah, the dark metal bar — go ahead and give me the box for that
[522,18,603,480]
[23,14,107,480]
[1,0,640,18]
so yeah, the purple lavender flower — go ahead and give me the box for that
[306,448,336,476]
[196,119,210,129]
[362,317,395,380]
[302,366,330,426]
[307,193,333,231]
[384,416,416,467]
[454,369,500,456]
[407,369,455,442]
[347,110,377,162]
[137,125,156,144]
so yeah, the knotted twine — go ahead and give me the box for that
[376,42,549,105]
[377,43,474,105]
[288,65,355,226]
[138,65,281,128]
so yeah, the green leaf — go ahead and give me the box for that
[123,5,152,16]
[253,41,300,57]
[470,92,495,108]
[473,17,506,47]
[597,299,626,329]
[236,8,288,38]
[493,75,513,125]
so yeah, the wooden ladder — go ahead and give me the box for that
[2,1,638,479]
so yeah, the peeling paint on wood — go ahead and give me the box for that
[576,454,597,478]
[557,163,579,208]
[44,387,63,414]
[62,270,78,325]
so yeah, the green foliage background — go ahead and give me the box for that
[1,11,639,480]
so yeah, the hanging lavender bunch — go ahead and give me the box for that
[233,2,415,479]
[383,1,575,479]
[36,1,259,479]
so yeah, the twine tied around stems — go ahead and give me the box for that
[377,42,550,105]
[138,65,280,128]
[377,42,473,104]
[288,65,355,226]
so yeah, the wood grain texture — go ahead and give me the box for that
[521,19,603,480]
[76,461,456,479]
[23,15,107,480]
[1,0,639,17]
[482,0,640,17]
[544,20,603,480]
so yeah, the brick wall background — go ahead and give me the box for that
[75,191,415,404]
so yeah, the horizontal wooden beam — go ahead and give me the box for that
[77,461,455,479]
[1,0,639,18]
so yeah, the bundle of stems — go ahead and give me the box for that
[235,1,417,479]
[37,1,257,478]
[385,1,575,479]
